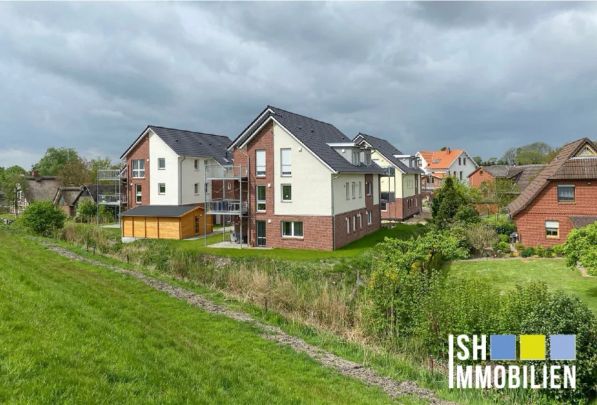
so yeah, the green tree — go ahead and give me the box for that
[431,177,479,229]
[500,142,554,165]
[34,147,82,176]
[57,158,91,186]
[0,165,27,215]
[88,157,117,182]
[21,201,66,236]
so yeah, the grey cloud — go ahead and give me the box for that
[0,2,596,169]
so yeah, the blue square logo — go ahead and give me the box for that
[550,335,576,360]
[490,334,516,360]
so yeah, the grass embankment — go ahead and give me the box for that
[449,258,597,314]
[0,231,399,404]
[164,223,426,261]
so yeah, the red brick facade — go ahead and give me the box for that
[125,135,150,208]
[514,180,597,246]
[231,122,382,250]
[468,168,495,188]
[381,194,421,220]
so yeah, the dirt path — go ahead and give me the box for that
[43,242,454,404]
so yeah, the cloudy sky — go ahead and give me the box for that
[1,2,597,169]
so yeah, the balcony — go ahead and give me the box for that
[97,194,123,206]
[206,200,248,215]
[205,164,248,180]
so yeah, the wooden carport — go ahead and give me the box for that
[121,204,212,240]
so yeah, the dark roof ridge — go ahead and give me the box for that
[148,125,229,139]
[267,105,338,128]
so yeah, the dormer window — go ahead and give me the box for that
[352,150,360,165]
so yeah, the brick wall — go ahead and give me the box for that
[514,180,597,246]
[334,205,381,249]
[469,169,495,188]
[126,135,150,207]
[381,195,422,220]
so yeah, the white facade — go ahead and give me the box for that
[270,122,378,217]
[415,150,478,185]
[148,130,219,205]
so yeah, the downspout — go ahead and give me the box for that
[331,173,339,250]
[179,156,186,205]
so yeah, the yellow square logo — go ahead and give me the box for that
[520,335,546,360]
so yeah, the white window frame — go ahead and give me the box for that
[359,181,362,198]
[280,148,292,177]
[256,150,266,177]
[132,159,145,178]
[281,184,292,202]
[346,217,350,233]
[358,213,362,229]
[256,185,266,212]
[135,184,142,203]
[194,183,199,195]
[545,220,560,238]
[157,158,165,170]
[367,210,372,225]
[158,183,166,195]
[194,159,199,171]
[351,182,356,199]
[346,182,350,200]
[366,181,372,196]
[352,215,356,232]
[281,221,303,238]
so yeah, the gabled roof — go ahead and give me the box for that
[353,133,422,174]
[418,148,470,169]
[471,165,511,178]
[229,106,385,174]
[52,186,82,206]
[121,126,232,165]
[121,204,201,218]
[508,138,597,217]
[508,165,546,191]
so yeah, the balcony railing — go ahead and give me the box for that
[97,194,123,205]
[205,165,248,180]
[206,200,248,215]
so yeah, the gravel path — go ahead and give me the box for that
[43,242,454,404]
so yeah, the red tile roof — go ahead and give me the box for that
[419,149,464,169]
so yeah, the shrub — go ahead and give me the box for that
[520,247,535,258]
[76,199,96,223]
[564,222,597,276]
[463,223,498,256]
[21,201,66,236]
[494,241,510,255]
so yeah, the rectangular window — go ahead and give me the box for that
[367,210,372,225]
[346,217,350,233]
[281,184,292,201]
[135,184,142,203]
[352,150,360,165]
[132,159,145,178]
[158,183,166,195]
[359,181,362,198]
[366,181,372,196]
[346,182,350,200]
[352,215,356,231]
[256,150,266,177]
[557,185,575,202]
[256,185,266,212]
[458,157,461,165]
[158,158,165,170]
[194,183,199,195]
[358,214,362,229]
[545,220,560,238]
[280,148,292,176]
[194,159,199,170]
[459,171,463,180]
[281,221,303,238]
[351,182,356,199]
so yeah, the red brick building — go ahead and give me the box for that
[220,106,384,250]
[508,138,597,246]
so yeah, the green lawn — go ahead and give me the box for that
[0,231,396,404]
[449,258,597,314]
[165,223,425,261]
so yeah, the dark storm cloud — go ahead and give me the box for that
[0,2,596,168]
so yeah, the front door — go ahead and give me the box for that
[256,221,266,247]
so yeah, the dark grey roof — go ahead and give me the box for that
[481,165,511,178]
[231,106,386,174]
[569,216,597,229]
[122,126,232,165]
[353,133,422,174]
[121,204,201,217]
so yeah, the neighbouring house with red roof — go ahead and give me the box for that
[416,148,478,191]
[508,138,597,247]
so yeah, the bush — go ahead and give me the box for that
[564,222,597,276]
[76,199,96,223]
[494,241,510,255]
[463,223,498,256]
[21,201,66,236]
[520,247,535,258]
